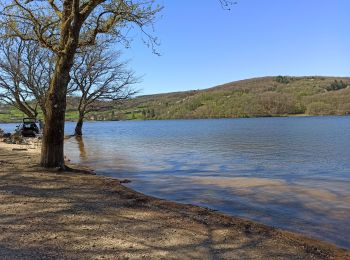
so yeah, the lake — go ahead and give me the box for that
[1,116,350,248]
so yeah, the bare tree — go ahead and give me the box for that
[71,46,138,136]
[1,0,161,168]
[219,0,237,10]
[0,38,53,118]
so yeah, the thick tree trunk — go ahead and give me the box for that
[74,113,84,136]
[40,56,73,168]
[38,0,84,168]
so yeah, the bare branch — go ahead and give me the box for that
[219,0,237,10]
[70,45,139,135]
[0,37,52,117]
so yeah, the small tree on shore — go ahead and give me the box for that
[71,46,138,136]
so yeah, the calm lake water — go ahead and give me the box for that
[1,117,350,248]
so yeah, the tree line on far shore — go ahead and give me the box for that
[1,76,349,124]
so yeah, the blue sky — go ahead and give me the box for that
[122,0,349,95]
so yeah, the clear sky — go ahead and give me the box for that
[122,0,350,95]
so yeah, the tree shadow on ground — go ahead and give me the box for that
[0,149,347,259]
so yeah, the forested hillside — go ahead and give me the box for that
[1,76,349,122]
[111,76,350,120]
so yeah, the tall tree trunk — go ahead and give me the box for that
[74,112,84,136]
[40,55,73,168]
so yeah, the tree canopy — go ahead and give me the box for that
[0,37,53,118]
[71,45,138,135]
[0,0,162,54]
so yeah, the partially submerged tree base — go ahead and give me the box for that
[74,116,84,136]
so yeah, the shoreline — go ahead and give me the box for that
[0,114,349,125]
[0,142,349,259]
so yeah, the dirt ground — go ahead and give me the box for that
[0,143,349,259]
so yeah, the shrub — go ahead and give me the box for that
[326,80,347,91]
[275,76,290,84]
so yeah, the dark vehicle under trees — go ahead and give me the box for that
[17,118,40,138]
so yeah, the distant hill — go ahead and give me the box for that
[1,76,350,123]
[108,76,350,120]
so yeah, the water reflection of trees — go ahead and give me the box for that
[75,136,87,160]
[71,135,137,173]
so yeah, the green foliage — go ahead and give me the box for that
[275,76,290,84]
[123,76,348,119]
[326,80,347,91]
[0,107,35,123]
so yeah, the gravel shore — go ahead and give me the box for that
[0,142,349,259]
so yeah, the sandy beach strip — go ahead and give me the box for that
[0,142,349,259]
